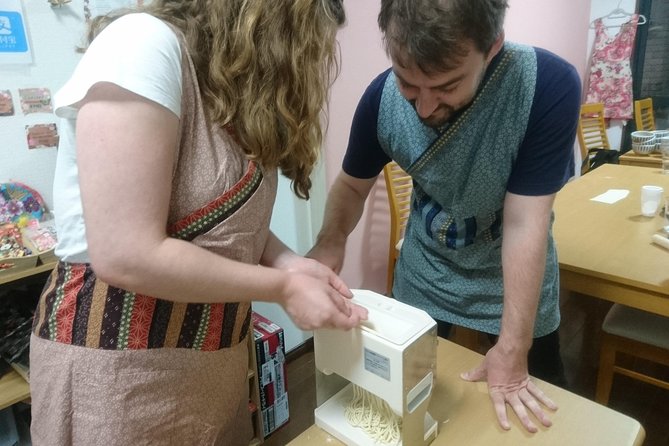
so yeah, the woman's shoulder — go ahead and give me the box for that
[83,12,183,85]
[92,13,179,50]
[55,12,183,117]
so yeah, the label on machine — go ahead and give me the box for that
[364,348,391,381]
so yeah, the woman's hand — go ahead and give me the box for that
[276,256,367,330]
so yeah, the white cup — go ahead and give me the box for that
[641,185,664,217]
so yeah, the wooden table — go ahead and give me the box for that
[619,151,662,168]
[0,260,56,410]
[289,339,644,446]
[553,164,669,317]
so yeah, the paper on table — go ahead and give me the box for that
[590,189,629,204]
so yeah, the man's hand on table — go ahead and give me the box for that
[461,342,558,433]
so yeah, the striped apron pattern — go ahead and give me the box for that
[32,161,263,351]
[29,20,277,446]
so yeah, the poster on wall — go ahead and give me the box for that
[0,0,32,65]
[25,123,59,150]
[18,88,52,114]
[0,90,13,116]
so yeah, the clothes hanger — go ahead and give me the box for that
[589,1,647,28]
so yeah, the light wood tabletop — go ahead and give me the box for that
[553,164,669,316]
[288,339,644,446]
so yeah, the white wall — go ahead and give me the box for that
[0,0,86,211]
[252,161,327,352]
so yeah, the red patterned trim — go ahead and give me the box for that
[55,264,86,344]
[201,303,224,351]
[168,161,262,241]
[126,294,157,350]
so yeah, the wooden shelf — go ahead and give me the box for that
[0,260,57,286]
[0,369,30,411]
[0,261,54,412]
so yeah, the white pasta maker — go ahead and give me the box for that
[314,289,438,445]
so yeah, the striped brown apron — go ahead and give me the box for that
[29,23,277,446]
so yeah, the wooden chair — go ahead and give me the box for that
[383,161,412,295]
[634,97,656,132]
[577,103,610,175]
[595,303,669,405]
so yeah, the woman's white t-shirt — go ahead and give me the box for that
[53,13,182,262]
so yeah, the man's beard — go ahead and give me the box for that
[417,104,457,128]
[414,64,488,129]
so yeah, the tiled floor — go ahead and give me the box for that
[264,290,669,446]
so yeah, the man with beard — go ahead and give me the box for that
[308,0,581,434]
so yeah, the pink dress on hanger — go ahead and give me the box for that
[585,14,639,120]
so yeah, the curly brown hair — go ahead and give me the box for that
[83,0,345,199]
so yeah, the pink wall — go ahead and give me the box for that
[322,0,592,293]
[505,1,591,79]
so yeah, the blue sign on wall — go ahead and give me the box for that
[0,11,28,53]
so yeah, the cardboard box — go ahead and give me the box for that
[252,312,289,438]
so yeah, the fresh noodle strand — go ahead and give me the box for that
[344,384,402,445]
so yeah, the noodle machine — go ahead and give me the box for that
[314,289,438,445]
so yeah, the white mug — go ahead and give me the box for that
[641,185,664,217]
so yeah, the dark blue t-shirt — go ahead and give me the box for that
[342,46,582,196]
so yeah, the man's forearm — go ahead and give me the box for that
[315,172,376,246]
[498,231,546,353]
[498,192,555,352]
[307,172,377,272]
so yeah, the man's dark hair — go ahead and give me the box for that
[378,0,509,72]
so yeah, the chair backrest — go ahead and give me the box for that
[577,103,610,174]
[634,97,655,131]
[383,161,412,294]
